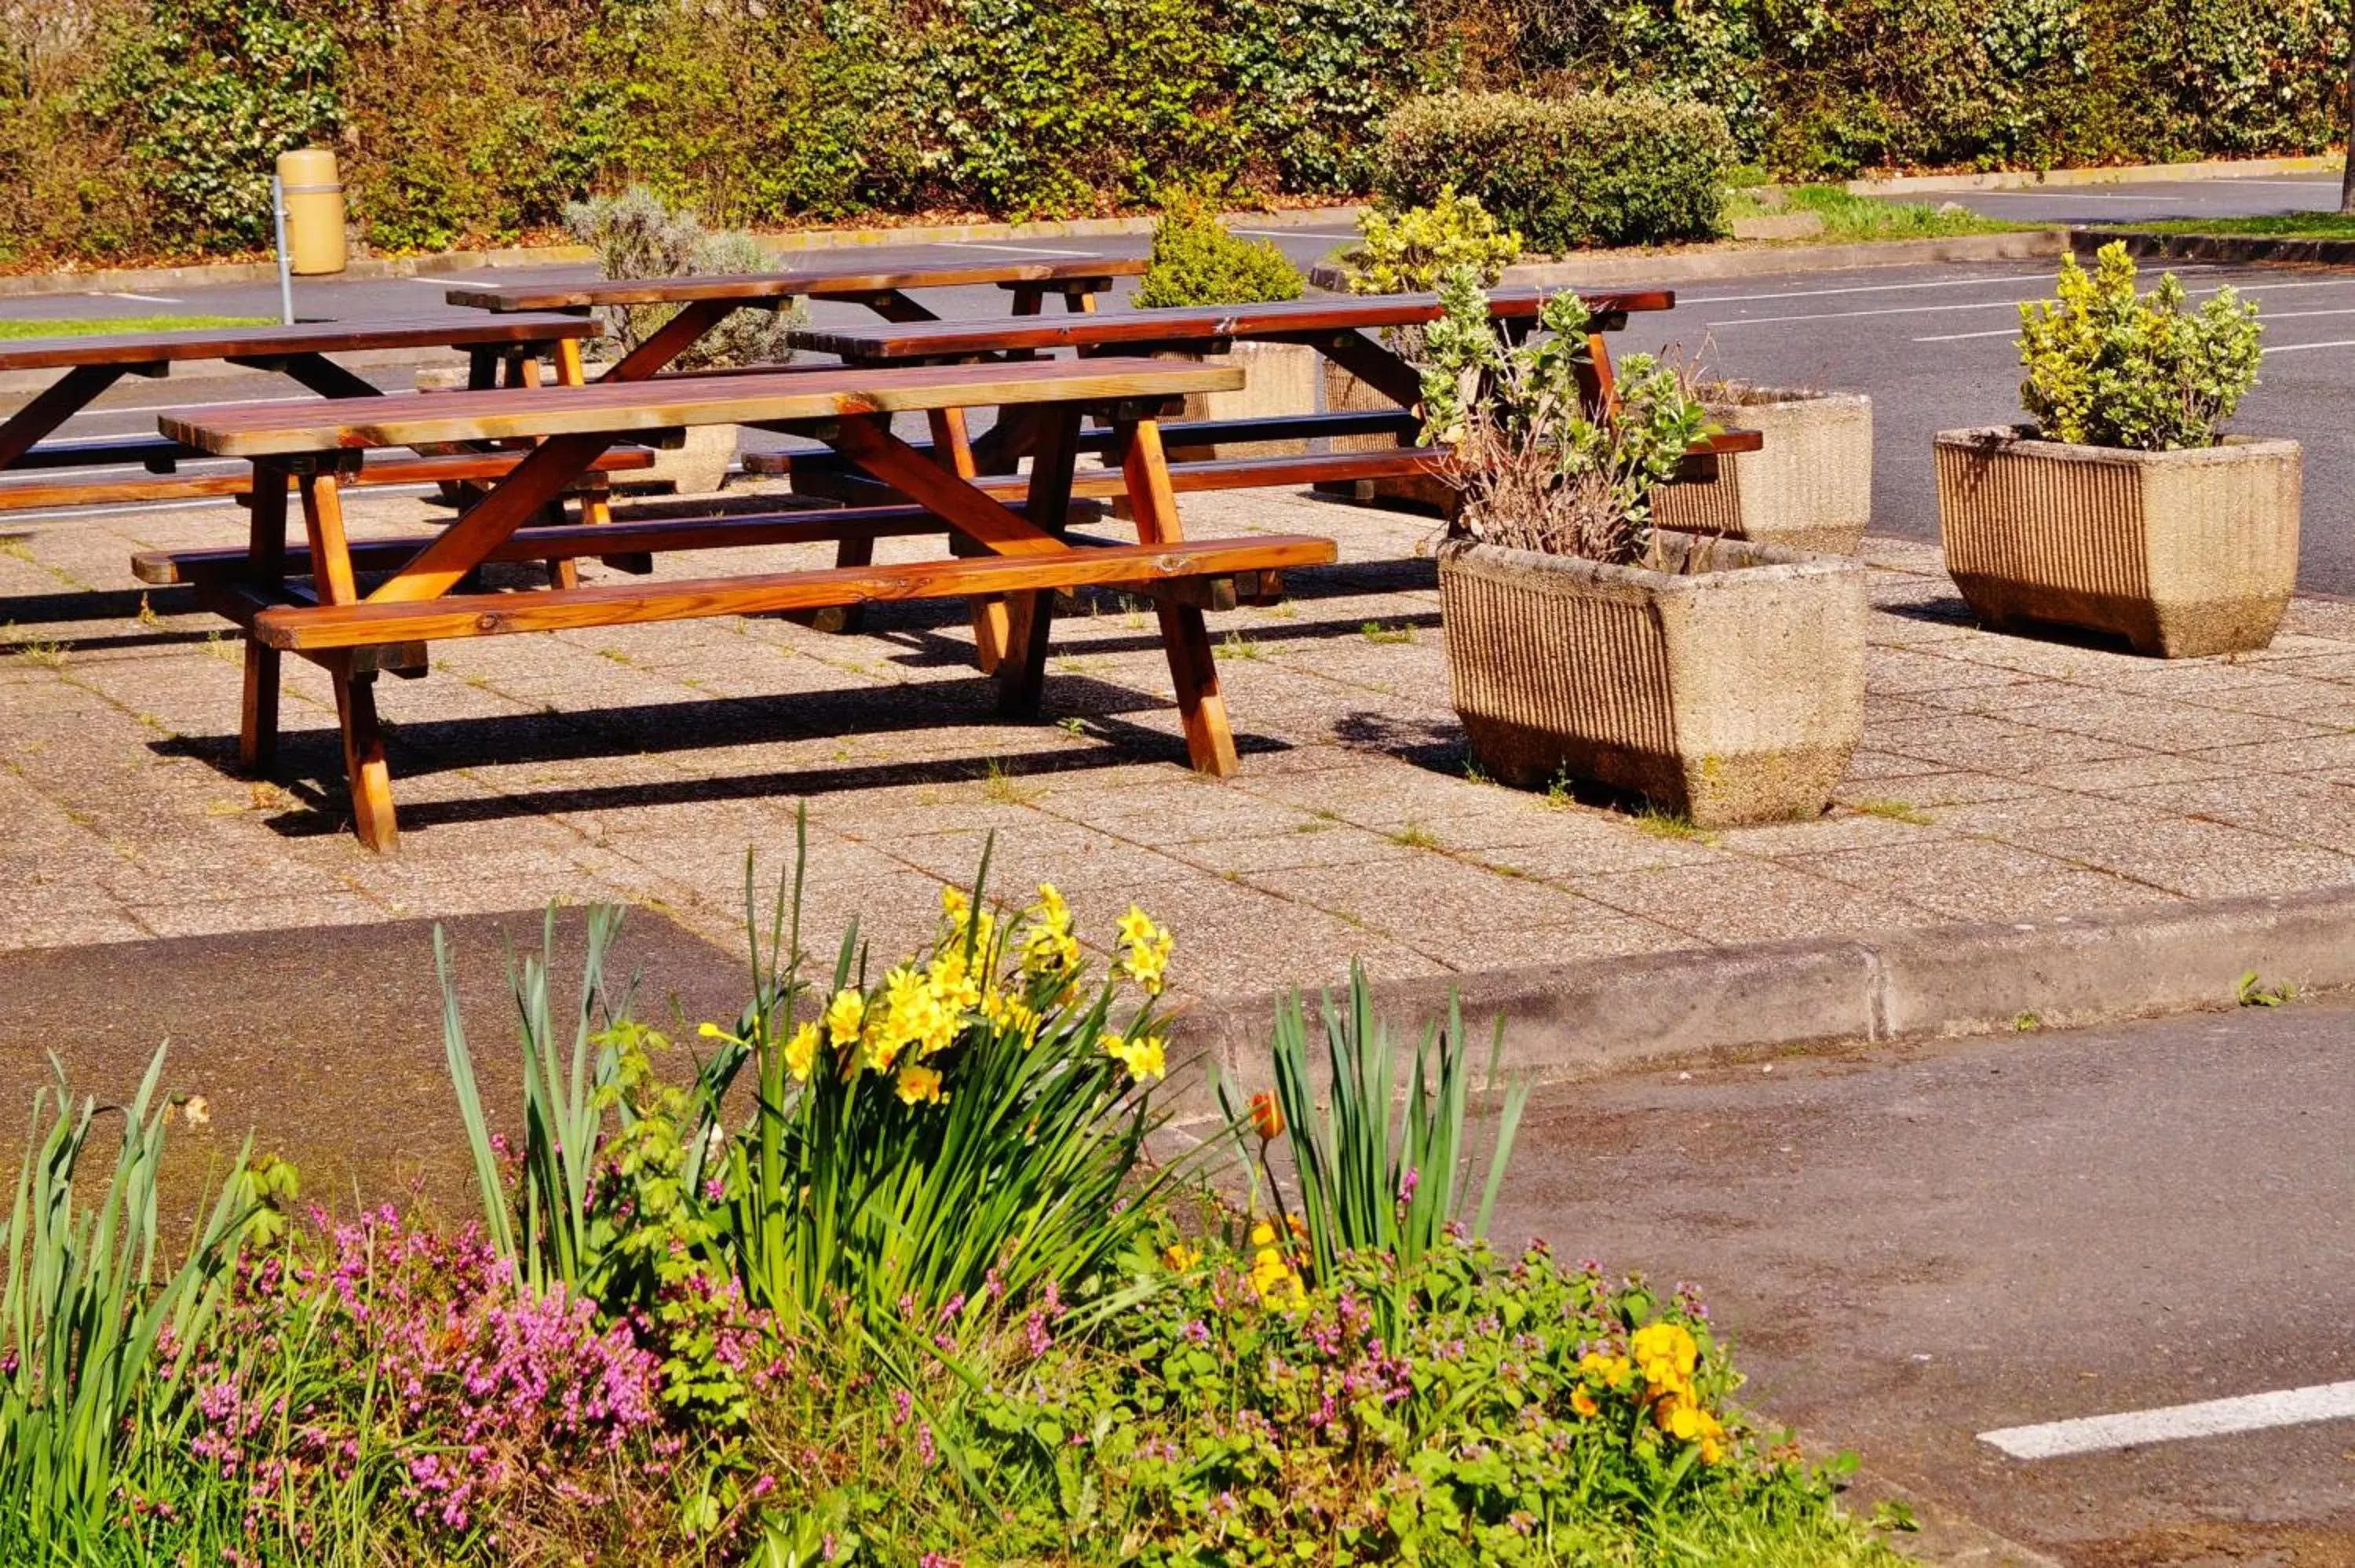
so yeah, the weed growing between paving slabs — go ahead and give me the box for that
[0,823,1900,1566]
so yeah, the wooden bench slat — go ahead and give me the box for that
[10,434,194,473]
[740,407,1422,476]
[162,357,1244,458]
[786,431,1763,505]
[0,314,604,372]
[444,257,1148,314]
[787,286,1676,361]
[250,534,1337,649]
[133,499,1057,585]
[0,448,652,514]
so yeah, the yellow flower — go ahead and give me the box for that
[823,989,866,1049]
[784,1021,820,1082]
[1162,1242,1202,1272]
[1117,905,1158,948]
[941,885,972,926]
[1250,1220,1278,1247]
[1571,1389,1600,1420]
[1123,1035,1166,1083]
[1247,1245,1304,1306]
[1662,1398,1703,1441]
[895,1063,945,1106]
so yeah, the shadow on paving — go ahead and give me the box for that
[152,672,1313,837]
[0,906,749,1230]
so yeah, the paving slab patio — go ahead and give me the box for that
[6,480,2355,1008]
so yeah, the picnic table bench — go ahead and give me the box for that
[147,355,1334,852]
[0,315,648,516]
[767,286,1758,509]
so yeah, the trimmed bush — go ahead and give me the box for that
[1338,187,1521,294]
[1132,195,1305,307]
[1377,92,1732,252]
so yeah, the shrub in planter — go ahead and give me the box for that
[561,188,805,493]
[1937,242,2295,657]
[1377,91,1731,253]
[1336,187,1522,296]
[1320,189,1525,507]
[1134,195,1313,457]
[1424,271,1865,826]
[1652,382,1875,555]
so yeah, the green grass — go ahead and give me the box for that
[2121,211,2355,239]
[0,314,272,339]
[1725,184,2023,242]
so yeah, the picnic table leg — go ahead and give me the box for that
[1578,334,1620,418]
[237,473,288,775]
[299,470,399,851]
[497,350,582,589]
[0,365,130,470]
[1119,419,1236,777]
[997,407,1083,717]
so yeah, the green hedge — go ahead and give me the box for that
[0,0,2346,266]
[1378,93,1732,251]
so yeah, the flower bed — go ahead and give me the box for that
[0,843,1900,1566]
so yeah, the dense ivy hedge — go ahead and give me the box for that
[0,0,2344,265]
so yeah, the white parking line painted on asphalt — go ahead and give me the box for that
[1681,274,2066,307]
[1981,1380,2355,1460]
[93,291,184,304]
[2263,337,2355,356]
[1919,301,2355,343]
[938,240,1099,257]
[1229,228,1353,239]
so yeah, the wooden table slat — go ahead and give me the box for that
[0,314,603,372]
[787,286,1678,360]
[444,256,1149,314]
[162,356,1245,458]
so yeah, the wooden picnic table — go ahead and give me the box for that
[145,356,1334,852]
[0,315,638,516]
[772,286,1758,510]
[444,255,1148,378]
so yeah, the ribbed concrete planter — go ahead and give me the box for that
[1437,533,1866,826]
[1934,427,2302,658]
[1652,388,1873,554]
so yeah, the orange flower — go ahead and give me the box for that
[1249,1091,1285,1142]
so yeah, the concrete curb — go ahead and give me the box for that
[2070,226,2355,269]
[1849,152,2344,197]
[0,205,1367,304]
[1170,884,2355,1109]
[1305,229,2065,294]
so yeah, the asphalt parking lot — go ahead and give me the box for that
[1488,997,2355,1566]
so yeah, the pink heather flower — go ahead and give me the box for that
[1024,1311,1051,1358]
[893,1389,913,1427]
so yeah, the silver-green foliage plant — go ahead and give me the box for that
[1340,187,1522,294]
[1418,267,1714,563]
[0,1048,264,1545]
[561,186,801,372]
[2018,241,2262,450]
[1221,962,1528,1285]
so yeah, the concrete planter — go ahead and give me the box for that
[1166,341,1319,460]
[1437,533,1866,826]
[1933,426,2302,658]
[1652,388,1873,554]
[1320,356,1457,516]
